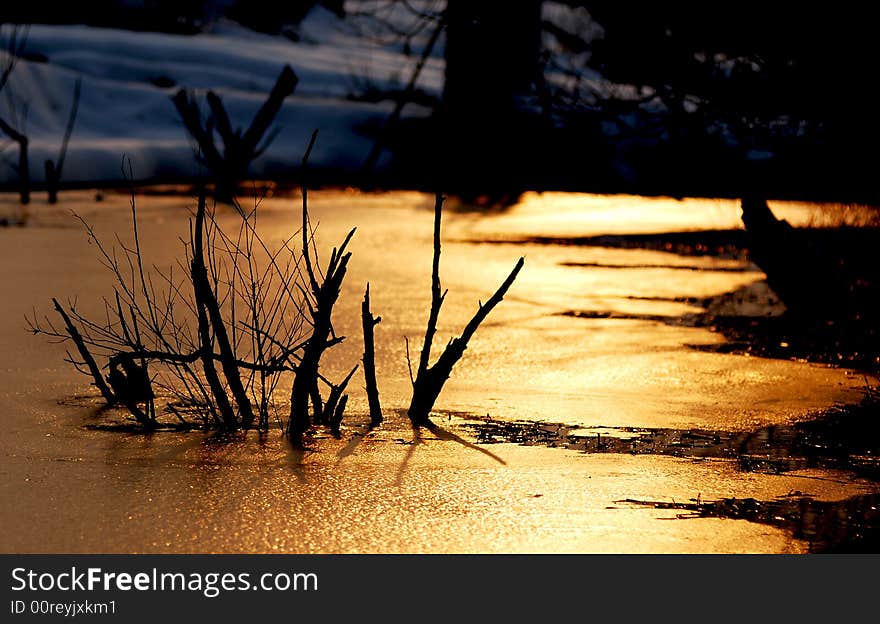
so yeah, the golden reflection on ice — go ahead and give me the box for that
[0,189,872,554]
[449,191,843,239]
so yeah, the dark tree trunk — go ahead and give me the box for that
[440,1,543,193]
[443,0,543,119]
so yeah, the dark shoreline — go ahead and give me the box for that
[4,176,880,208]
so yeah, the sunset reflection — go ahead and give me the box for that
[3,189,874,553]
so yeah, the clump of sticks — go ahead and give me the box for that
[29,160,525,447]
[28,146,359,441]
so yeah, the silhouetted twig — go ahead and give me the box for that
[286,191,356,444]
[285,129,358,445]
[361,283,383,425]
[191,192,241,428]
[50,297,116,404]
[407,193,524,426]
[322,365,358,427]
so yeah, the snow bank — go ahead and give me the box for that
[1,6,444,184]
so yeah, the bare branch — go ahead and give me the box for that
[51,298,116,404]
[407,195,524,426]
[362,283,383,425]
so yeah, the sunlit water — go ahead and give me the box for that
[0,190,871,553]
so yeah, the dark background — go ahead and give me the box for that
[2,1,878,202]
